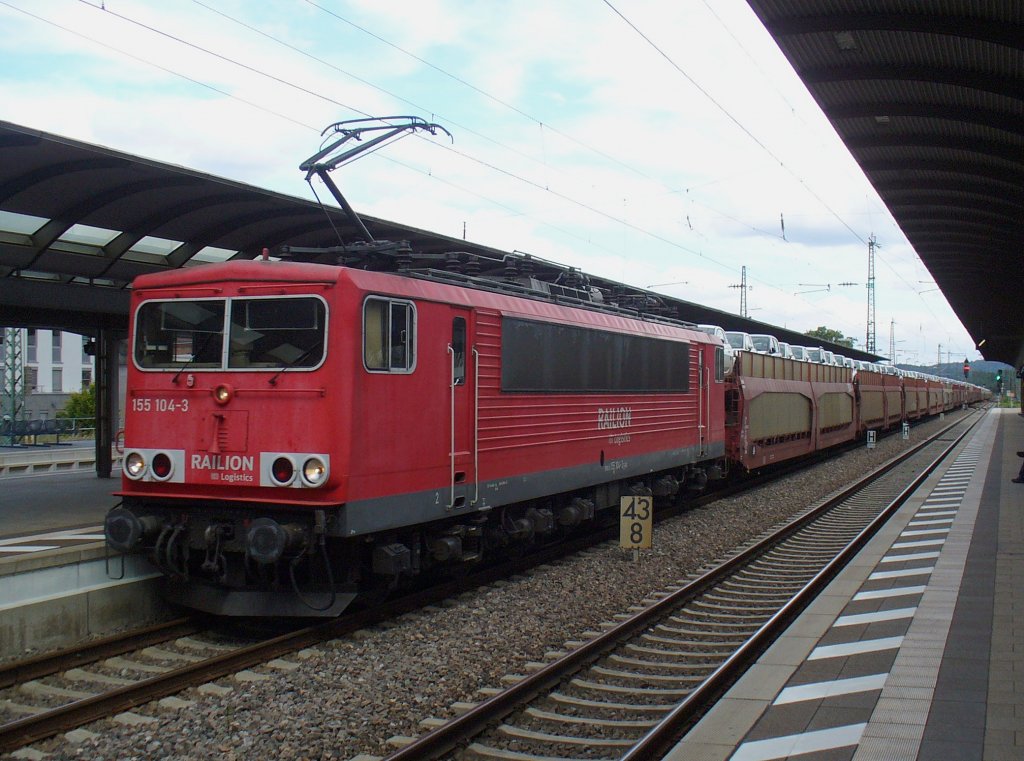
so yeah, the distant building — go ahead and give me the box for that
[11,328,95,419]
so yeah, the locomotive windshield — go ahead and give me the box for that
[228,298,325,369]
[135,296,326,371]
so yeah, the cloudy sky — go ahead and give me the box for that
[0,0,979,365]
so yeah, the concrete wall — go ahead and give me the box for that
[0,546,172,659]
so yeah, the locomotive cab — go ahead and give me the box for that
[107,261,357,616]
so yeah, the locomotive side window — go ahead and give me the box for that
[135,300,225,369]
[714,346,725,382]
[501,317,689,393]
[228,297,326,369]
[364,297,416,373]
[452,317,466,385]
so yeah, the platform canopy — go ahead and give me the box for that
[0,119,512,333]
[0,119,883,362]
[746,1,1024,368]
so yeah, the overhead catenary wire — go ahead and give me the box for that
[194,0,883,314]
[180,1,725,267]
[297,0,795,247]
[300,0,665,187]
[0,0,318,132]
[11,0,864,329]
[0,0,663,269]
[600,0,960,336]
[190,0,579,182]
[67,0,736,270]
[602,0,865,246]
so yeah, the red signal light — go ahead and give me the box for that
[271,457,294,485]
[152,452,172,479]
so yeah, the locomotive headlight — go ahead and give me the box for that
[213,383,233,405]
[301,456,328,487]
[125,451,147,480]
[261,453,330,488]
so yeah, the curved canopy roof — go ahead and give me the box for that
[746,0,1024,367]
[0,119,506,331]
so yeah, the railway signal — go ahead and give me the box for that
[963,359,970,378]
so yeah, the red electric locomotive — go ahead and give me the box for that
[105,252,728,616]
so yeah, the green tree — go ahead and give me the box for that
[59,384,95,420]
[804,326,854,349]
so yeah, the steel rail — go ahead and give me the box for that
[0,617,199,690]
[380,411,980,761]
[0,512,675,754]
[0,620,329,753]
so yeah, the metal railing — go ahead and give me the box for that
[1,416,95,446]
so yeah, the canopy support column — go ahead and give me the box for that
[94,328,121,478]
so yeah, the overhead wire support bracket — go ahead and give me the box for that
[299,116,453,244]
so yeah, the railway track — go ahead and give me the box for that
[381,412,980,761]
[0,517,677,755]
[0,617,293,753]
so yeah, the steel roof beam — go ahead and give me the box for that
[801,64,1024,101]
[846,135,1024,167]
[764,12,1024,51]
[827,103,1024,139]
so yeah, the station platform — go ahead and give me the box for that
[673,406,1022,761]
[0,457,167,659]
[0,440,118,539]
[0,468,116,546]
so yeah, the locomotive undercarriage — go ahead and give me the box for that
[106,499,360,616]
[105,460,725,617]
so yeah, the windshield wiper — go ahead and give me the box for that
[268,344,322,386]
[172,333,220,385]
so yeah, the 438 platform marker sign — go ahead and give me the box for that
[619,495,653,550]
